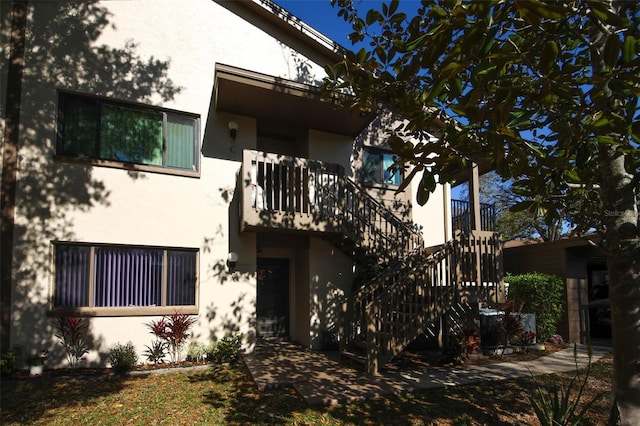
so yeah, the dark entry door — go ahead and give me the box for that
[256,258,289,338]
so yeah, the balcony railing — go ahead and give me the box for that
[240,150,423,259]
[451,199,496,232]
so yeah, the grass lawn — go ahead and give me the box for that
[1,355,612,425]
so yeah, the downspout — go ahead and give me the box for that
[1,1,27,353]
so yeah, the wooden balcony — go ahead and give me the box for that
[240,149,346,235]
[451,199,496,232]
[239,150,423,259]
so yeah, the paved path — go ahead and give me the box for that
[243,343,612,406]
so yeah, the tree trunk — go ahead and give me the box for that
[599,146,640,426]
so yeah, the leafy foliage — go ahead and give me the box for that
[207,333,244,363]
[53,309,89,367]
[326,0,639,231]
[529,344,606,426]
[0,345,22,376]
[143,339,168,365]
[26,350,48,367]
[146,311,196,363]
[497,300,524,355]
[507,273,565,342]
[442,328,479,365]
[108,342,138,373]
[325,2,638,419]
[187,341,208,362]
[464,172,570,240]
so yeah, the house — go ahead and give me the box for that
[504,235,609,344]
[1,0,503,373]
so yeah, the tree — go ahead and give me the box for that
[324,0,639,423]
[465,172,569,240]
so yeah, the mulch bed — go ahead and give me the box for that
[384,342,569,372]
[5,359,216,380]
[7,343,569,380]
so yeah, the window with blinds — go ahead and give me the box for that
[53,243,197,311]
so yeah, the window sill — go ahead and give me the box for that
[53,155,200,179]
[48,306,198,317]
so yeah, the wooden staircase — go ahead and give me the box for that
[338,230,504,374]
[239,150,504,373]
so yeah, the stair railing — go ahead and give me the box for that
[244,149,423,259]
[341,230,504,374]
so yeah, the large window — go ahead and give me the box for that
[54,243,198,314]
[362,148,402,186]
[57,93,199,172]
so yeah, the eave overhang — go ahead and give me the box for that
[214,63,376,137]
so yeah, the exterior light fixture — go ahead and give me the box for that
[228,121,238,140]
[227,252,239,273]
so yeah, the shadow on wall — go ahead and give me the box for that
[352,114,413,222]
[9,1,180,365]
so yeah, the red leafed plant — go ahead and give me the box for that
[53,309,89,367]
[519,331,537,352]
[464,329,480,354]
[146,311,196,363]
[497,300,524,355]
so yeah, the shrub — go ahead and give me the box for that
[108,342,138,373]
[208,333,243,363]
[145,311,196,363]
[506,273,565,342]
[53,309,89,367]
[497,300,524,351]
[441,329,478,365]
[26,350,49,367]
[187,341,208,362]
[528,344,605,425]
[143,339,168,365]
[0,345,22,376]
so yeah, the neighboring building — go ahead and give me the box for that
[1,0,502,373]
[504,235,609,344]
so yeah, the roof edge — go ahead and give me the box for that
[226,0,346,63]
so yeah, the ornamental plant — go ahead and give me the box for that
[207,333,243,363]
[143,339,168,365]
[0,345,21,376]
[145,311,196,363]
[26,350,49,367]
[519,331,537,353]
[529,344,605,426]
[108,342,138,373]
[207,333,244,363]
[497,300,524,356]
[53,309,89,367]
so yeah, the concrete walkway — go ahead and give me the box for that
[242,342,612,406]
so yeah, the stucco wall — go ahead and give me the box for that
[9,0,333,366]
[8,0,450,366]
[308,237,353,350]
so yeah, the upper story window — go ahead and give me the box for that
[53,242,198,316]
[57,92,200,173]
[362,148,402,186]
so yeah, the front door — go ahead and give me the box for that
[256,258,289,338]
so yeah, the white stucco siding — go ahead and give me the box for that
[9,0,333,366]
[412,183,448,248]
[93,0,327,110]
[308,130,353,176]
[308,237,353,350]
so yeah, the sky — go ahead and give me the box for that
[272,0,384,49]
[271,0,471,199]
